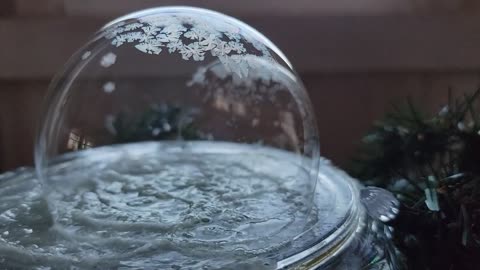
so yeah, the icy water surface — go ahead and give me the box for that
[0,142,349,269]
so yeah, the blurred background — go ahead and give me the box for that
[1,0,480,172]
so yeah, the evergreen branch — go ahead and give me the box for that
[348,89,480,270]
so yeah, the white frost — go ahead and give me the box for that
[103,82,116,93]
[100,52,117,68]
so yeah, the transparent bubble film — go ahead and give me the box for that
[34,6,321,266]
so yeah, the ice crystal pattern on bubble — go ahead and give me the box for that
[105,15,274,77]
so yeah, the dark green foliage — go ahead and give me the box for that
[112,104,201,143]
[349,89,480,270]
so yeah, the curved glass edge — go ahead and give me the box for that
[277,160,399,270]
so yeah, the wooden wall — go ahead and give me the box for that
[1,1,480,172]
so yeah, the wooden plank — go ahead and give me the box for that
[261,15,480,73]
[0,73,479,171]
[63,0,480,17]
[0,0,15,17]
[15,0,64,16]
[1,15,480,79]
[64,0,409,17]
[0,81,48,171]
[0,18,102,79]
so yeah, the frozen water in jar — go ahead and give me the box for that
[34,6,320,263]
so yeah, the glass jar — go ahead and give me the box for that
[0,156,399,269]
[278,158,400,270]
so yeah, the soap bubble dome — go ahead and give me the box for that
[34,6,320,264]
